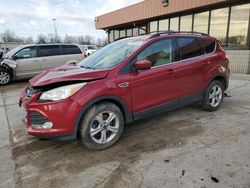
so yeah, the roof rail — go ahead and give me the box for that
[148,30,209,39]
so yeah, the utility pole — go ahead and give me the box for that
[52,19,58,42]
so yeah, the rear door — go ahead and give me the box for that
[129,38,179,115]
[38,45,62,71]
[14,46,42,79]
[175,37,204,101]
[62,45,84,63]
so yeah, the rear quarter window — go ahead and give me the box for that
[177,38,203,60]
[62,45,82,55]
[199,39,216,54]
[39,45,61,57]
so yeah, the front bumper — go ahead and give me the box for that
[19,88,82,140]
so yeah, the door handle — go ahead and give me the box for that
[203,61,211,65]
[167,69,177,74]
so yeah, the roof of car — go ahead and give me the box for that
[19,43,83,48]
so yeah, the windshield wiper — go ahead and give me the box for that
[80,65,95,70]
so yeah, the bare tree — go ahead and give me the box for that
[24,36,34,43]
[36,34,47,44]
[1,29,16,42]
[64,34,77,43]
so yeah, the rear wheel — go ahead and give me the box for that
[80,102,124,150]
[0,68,12,85]
[201,80,224,111]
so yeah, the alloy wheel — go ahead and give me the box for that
[0,71,10,84]
[209,85,223,107]
[90,111,119,144]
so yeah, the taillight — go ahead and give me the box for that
[84,54,88,58]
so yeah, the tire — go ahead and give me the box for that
[0,68,12,85]
[80,102,124,150]
[201,80,225,111]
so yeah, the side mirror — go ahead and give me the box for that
[134,60,152,70]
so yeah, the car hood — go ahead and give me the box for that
[29,65,110,87]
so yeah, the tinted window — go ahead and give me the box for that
[39,45,61,57]
[199,39,216,54]
[62,45,81,55]
[14,47,37,59]
[178,38,203,60]
[137,39,175,67]
[87,46,97,50]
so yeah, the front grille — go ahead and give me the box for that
[30,111,49,125]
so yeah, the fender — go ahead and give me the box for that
[72,95,133,137]
[1,59,17,70]
[204,65,228,90]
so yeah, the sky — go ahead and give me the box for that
[0,0,142,40]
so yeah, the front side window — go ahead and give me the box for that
[178,38,203,60]
[14,47,37,60]
[79,38,145,69]
[137,39,175,67]
[62,45,81,55]
[39,45,61,57]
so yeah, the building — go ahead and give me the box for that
[95,0,250,74]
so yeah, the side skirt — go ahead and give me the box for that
[133,92,204,121]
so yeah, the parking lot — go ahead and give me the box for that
[0,74,250,188]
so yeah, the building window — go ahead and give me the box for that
[133,28,138,36]
[159,19,169,31]
[127,29,132,37]
[194,12,209,34]
[170,17,179,31]
[114,30,119,40]
[150,21,158,32]
[180,15,193,32]
[228,4,250,48]
[210,8,229,46]
[120,30,126,38]
[109,30,114,42]
[139,26,146,35]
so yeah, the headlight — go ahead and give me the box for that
[39,83,87,101]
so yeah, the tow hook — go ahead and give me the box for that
[224,91,231,98]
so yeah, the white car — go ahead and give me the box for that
[82,45,98,56]
[0,43,86,85]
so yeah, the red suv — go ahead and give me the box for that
[19,32,230,150]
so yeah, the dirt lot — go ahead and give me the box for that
[0,74,250,188]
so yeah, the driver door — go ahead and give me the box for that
[14,46,42,79]
[129,39,179,118]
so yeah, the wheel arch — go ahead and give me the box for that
[73,95,133,137]
[208,74,228,90]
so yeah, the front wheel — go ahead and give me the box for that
[80,102,124,150]
[201,80,225,111]
[0,68,12,85]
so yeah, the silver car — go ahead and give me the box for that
[0,43,86,85]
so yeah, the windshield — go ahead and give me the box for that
[3,46,23,59]
[79,38,145,70]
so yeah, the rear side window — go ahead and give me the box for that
[199,39,216,54]
[39,45,61,57]
[62,45,82,55]
[177,38,203,60]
